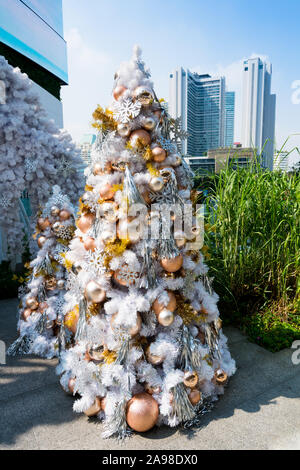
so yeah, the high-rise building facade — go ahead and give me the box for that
[80,134,97,166]
[169,68,226,156]
[225,91,235,147]
[241,57,276,169]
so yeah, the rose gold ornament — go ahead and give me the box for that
[214,369,228,386]
[59,210,71,221]
[37,217,51,231]
[145,345,164,365]
[188,389,202,406]
[93,162,112,175]
[160,254,183,273]
[77,213,95,233]
[99,183,115,201]
[152,146,166,163]
[183,370,198,389]
[133,86,154,106]
[111,312,142,337]
[64,309,79,335]
[84,397,102,417]
[50,206,60,217]
[113,85,127,101]
[117,122,131,137]
[142,116,157,131]
[153,291,176,315]
[21,308,32,321]
[126,392,159,432]
[37,236,47,249]
[26,297,39,310]
[149,176,164,192]
[157,309,174,327]
[85,281,106,304]
[145,383,161,395]
[84,236,97,252]
[129,129,151,148]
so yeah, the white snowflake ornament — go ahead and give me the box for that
[113,98,141,123]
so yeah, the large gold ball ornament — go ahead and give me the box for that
[153,291,177,315]
[113,85,127,101]
[93,162,112,175]
[171,154,182,167]
[77,213,95,233]
[59,210,71,221]
[117,122,131,137]
[99,183,115,201]
[50,206,60,217]
[157,309,174,327]
[37,217,51,231]
[84,236,97,252]
[133,86,154,106]
[129,129,151,148]
[37,236,47,249]
[214,369,228,386]
[126,393,159,432]
[142,116,157,131]
[145,345,164,365]
[188,389,202,406]
[149,176,164,192]
[152,146,166,163]
[21,308,32,321]
[183,370,199,389]
[84,397,102,417]
[160,254,183,273]
[85,281,106,304]
[26,297,39,310]
[64,309,79,335]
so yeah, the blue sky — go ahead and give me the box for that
[62,0,300,162]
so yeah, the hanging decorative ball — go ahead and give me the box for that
[45,277,57,291]
[59,210,71,221]
[93,161,112,175]
[68,377,76,395]
[72,261,82,275]
[117,122,131,137]
[26,297,39,310]
[84,397,102,417]
[174,231,186,248]
[160,254,183,273]
[142,116,157,131]
[126,393,159,432]
[129,129,151,148]
[85,346,104,364]
[129,312,142,337]
[133,86,154,106]
[57,279,65,290]
[100,397,106,411]
[84,236,97,252]
[153,291,177,315]
[214,369,228,386]
[188,389,202,406]
[64,308,79,334]
[99,183,115,201]
[172,154,182,167]
[52,222,61,232]
[37,217,51,231]
[37,236,47,249]
[152,146,166,163]
[21,308,32,321]
[85,281,106,304]
[46,319,54,329]
[145,383,161,395]
[157,309,174,327]
[145,345,164,365]
[113,85,127,101]
[50,206,60,217]
[149,176,164,192]
[77,213,95,233]
[183,370,199,389]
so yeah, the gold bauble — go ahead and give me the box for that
[157,309,174,327]
[37,236,47,249]
[26,297,39,310]
[99,183,115,201]
[113,85,127,101]
[126,393,159,432]
[59,210,71,221]
[117,122,131,137]
[21,308,32,321]
[50,206,60,217]
[149,176,164,192]
[160,254,183,273]
[111,312,142,337]
[129,129,151,148]
[84,236,97,252]
[142,116,157,131]
[85,281,106,304]
[93,162,112,175]
[183,370,198,389]
[84,397,102,417]
[145,345,164,365]
[57,279,65,290]
[37,217,51,231]
[64,309,79,334]
[153,291,176,315]
[188,389,202,406]
[77,213,95,233]
[133,86,154,106]
[152,146,166,163]
[145,383,161,395]
[214,369,228,386]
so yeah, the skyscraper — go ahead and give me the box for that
[225,91,235,147]
[169,68,226,156]
[80,134,96,166]
[241,57,276,169]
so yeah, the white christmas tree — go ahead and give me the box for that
[8,186,76,359]
[0,56,84,257]
[57,47,236,438]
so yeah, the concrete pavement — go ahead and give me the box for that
[0,297,299,450]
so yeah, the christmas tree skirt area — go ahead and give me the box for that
[1,298,299,450]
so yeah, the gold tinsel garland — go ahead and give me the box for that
[146,162,160,177]
[104,238,129,256]
[92,106,117,132]
[175,294,207,325]
[60,252,73,271]
[102,349,117,364]
[64,305,79,329]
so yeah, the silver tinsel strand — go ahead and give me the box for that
[171,382,196,422]
[75,296,88,342]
